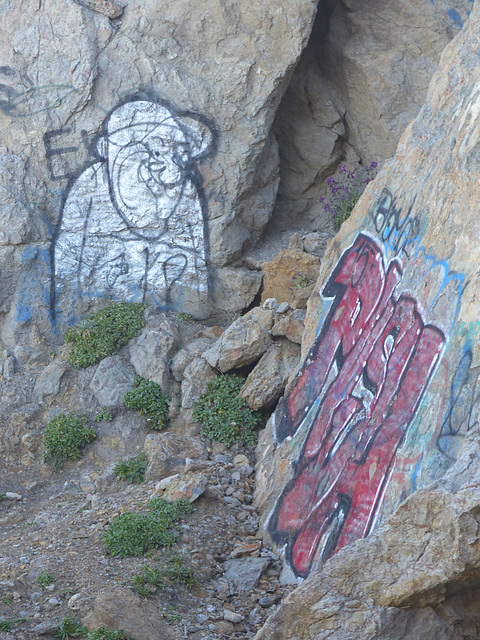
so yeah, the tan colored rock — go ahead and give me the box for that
[76,0,123,19]
[240,338,300,410]
[162,472,208,503]
[204,307,273,372]
[144,432,206,480]
[256,4,480,636]
[271,309,306,344]
[256,446,480,639]
[261,250,320,309]
[84,587,174,640]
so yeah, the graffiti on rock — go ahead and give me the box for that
[269,233,447,578]
[51,98,215,320]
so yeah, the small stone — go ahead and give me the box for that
[162,473,208,503]
[277,302,290,313]
[5,492,22,500]
[224,609,243,623]
[262,298,279,310]
[155,475,179,491]
[67,593,82,610]
[230,540,263,558]
[215,620,235,634]
[48,597,60,606]
[235,511,248,522]
[258,594,281,608]
[233,454,249,466]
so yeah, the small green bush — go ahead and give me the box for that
[86,627,135,640]
[163,553,195,586]
[192,375,261,447]
[94,409,113,423]
[123,377,169,429]
[176,312,196,323]
[43,413,96,471]
[103,498,192,558]
[0,621,12,632]
[57,616,87,639]
[114,452,147,484]
[131,564,165,598]
[64,302,146,369]
[37,570,54,587]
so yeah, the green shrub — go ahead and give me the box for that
[163,553,195,586]
[37,570,54,587]
[114,452,147,484]
[103,498,192,558]
[86,627,135,640]
[192,375,261,447]
[43,413,96,471]
[64,302,146,369]
[123,377,169,429]
[176,312,196,323]
[131,564,165,598]
[57,616,87,639]
[94,409,113,423]
[0,621,12,632]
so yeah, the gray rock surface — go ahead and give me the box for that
[129,320,179,393]
[32,363,65,402]
[240,339,301,411]
[0,0,318,343]
[204,307,273,372]
[90,356,134,407]
[223,557,270,594]
[181,357,217,409]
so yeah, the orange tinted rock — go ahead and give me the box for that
[261,250,320,309]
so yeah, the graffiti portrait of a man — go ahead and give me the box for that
[53,99,214,319]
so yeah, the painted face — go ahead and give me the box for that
[107,122,190,230]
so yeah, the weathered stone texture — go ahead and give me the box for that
[261,249,320,309]
[272,0,473,229]
[0,0,317,343]
[256,2,480,636]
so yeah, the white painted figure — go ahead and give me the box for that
[54,100,212,313]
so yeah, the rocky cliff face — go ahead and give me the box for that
[255,0,480,636]
[0,0,317,344]
[0,0,472,350]
[2,0,480,638]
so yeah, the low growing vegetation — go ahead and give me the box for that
[192,374,261,447]
[37,570,54,587]
[103,498,192,558]
[114,452,147,484]
[43,413,96,471]
[123,377,169,429]
[86,627,135,640]
[57,616,87,639]
[64,302,146,369]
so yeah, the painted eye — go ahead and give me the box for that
[154,151,160,158]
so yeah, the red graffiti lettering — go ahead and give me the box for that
[270,233,445,578]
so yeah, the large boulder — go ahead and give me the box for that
[256,2,480,634]
[0,0,318,345]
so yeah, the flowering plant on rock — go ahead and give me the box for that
[320,161,378,230]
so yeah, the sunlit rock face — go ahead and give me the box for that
[0,0,317,342]
[255,3,480,637]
